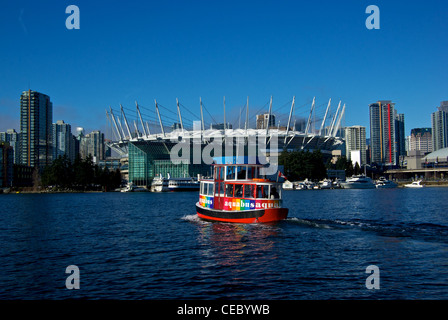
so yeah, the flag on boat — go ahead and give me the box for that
[278,171,287,180]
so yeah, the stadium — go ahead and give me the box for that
[106,96,346,186]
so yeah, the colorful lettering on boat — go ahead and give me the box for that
[199,195,214,208]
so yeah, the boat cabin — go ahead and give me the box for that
[199,163,282,211]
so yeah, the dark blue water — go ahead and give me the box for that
[1,188,448,300]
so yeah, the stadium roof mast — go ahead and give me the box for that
[200,97,205,132]
[116,113,127,140]
[329,101,342,136]
[266,96,273,143]
[319,98,331,136]
[109,107,123,141]
[136,101,149,137]
[120,104,132,139]
[305,97,315,135]
[245,96,249,133]
[284,96,295,144]
[332,103,345,137]
[155,99,165,137]
[176,98,184,134]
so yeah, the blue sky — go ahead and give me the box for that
[1,0,447,138]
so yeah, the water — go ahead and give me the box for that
[1,188,448,300]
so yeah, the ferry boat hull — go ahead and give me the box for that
[196,203,288,224]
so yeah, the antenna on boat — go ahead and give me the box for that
[155,99,165,137]
[176,98,184,134]
[319,98,331,136]
[120,104,132,139]
[284,96,295,143]
[136,101,148,138]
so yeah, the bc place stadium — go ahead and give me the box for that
[106,96,346,186]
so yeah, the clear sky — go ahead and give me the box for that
[1,0,447,138]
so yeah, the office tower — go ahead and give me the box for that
[80,130,105,163]
[53,120,74,162]
[0,129,20,164]
[439,101,448,113]
[0,142,14,187]
[395,113,406,165]
[409,128,432,154]
[369,100,397,165]
[344,125,367,166]
[256,114,276,129]
[210,123,233,130]
[19,90,53,169]
[431,101,448,151]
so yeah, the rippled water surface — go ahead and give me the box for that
[1,188,448,299]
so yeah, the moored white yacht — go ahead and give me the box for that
[150,173,200,192]
[375,177,398,189]
[340,175,376,189]
[404,180,424,188]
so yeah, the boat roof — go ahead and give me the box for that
[212,156,267,165]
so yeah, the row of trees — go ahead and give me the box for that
[279,150,361,181]
[279,150,327,181]
[40,154,122,191]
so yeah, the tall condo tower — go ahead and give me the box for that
[20,90,53,169]
[369,100,396,165]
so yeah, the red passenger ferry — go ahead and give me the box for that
[196,157,288,223]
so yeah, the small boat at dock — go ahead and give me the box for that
[404,180,424,188]
[340,175,376,189]
[375,177,398,189]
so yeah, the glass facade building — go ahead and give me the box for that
[128,140,215,186]
[53,120,74,162]
[0,129,20,164]
[19,90,53,170]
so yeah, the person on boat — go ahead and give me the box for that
[270,187,279,199]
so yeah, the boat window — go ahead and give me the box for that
[236,166,247,180]
[225,166,236,180]
[256,185,268,199]
[234,184,243,198]
[207,183,214,196]
[225,184,234,197]
[220,182,225,195]
[200,182,204,195]
[247,166,257,179]
[244,184,254,199]
[214,182,220,196]
[215,166,223,181]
